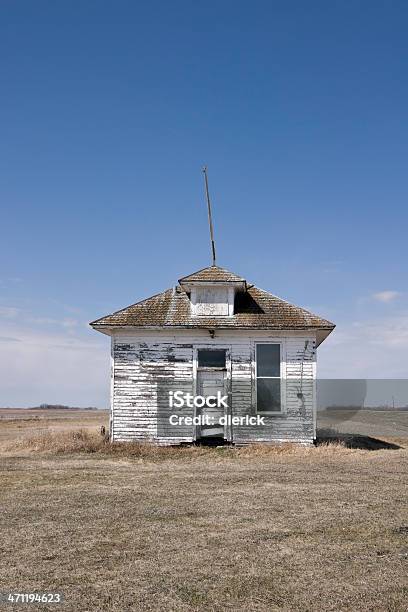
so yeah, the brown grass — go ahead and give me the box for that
[6,429,214,460]
[9,429,107,453]
[0,407,109,444]
[6,428,359,461]
[1,411,407,611]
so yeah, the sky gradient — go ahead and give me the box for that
[1,1,407,406]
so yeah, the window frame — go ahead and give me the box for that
[254,341,285,416]
[197,348,227,370]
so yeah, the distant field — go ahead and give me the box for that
[318,408,408,439]
[0,408,109,444]
[0,408,407,611]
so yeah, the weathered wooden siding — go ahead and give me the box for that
[111,330,317,444]
[112,340,194,443]
[231,337,316,444]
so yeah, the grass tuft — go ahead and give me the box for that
[9,429,104,454]
[5,429,371,460]
[236,440,349,458]
[7,430,212,460]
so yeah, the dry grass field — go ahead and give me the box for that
[0,408,109,443]
[318,408,408,439]
[0,410,407,611]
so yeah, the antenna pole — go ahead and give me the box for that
[202,166,216,266]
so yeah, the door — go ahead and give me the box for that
[197,370,227,438]
[196,348,228,439]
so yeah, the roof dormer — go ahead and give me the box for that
[178,265,247,317]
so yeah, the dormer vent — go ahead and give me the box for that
[178,265,247,317]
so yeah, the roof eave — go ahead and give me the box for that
[91,323,335,332]
[315,325,336,347]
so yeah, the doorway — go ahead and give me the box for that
[195,348,229,440]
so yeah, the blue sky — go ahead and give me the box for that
[1,1,407,406]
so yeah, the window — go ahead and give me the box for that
[194,288,229,316]
[256,344,281,413]
[198,349,226,368]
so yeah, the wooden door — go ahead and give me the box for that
[197,369,227,438]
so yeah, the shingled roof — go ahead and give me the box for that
[179,265,246,284]
[90,266,335,336]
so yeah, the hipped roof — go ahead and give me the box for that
[91,266,335,340]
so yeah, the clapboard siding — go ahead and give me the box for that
[112,340,194,443]
[111,330,317,444]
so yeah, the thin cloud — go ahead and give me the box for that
[0,277,22,287]
[319,314,408,378]
[372,291,400,303]
[0,306,21,319]
[61,318,79,328]
[27,316,79,328]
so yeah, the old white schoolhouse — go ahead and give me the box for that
[91,265,335,445]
